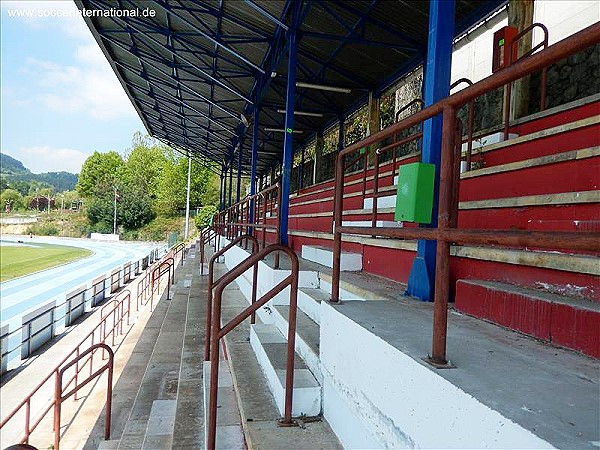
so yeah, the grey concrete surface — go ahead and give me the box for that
[334,298,600,450]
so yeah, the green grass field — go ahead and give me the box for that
[0,243,92,282]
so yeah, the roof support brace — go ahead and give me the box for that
[407,0,455,302]
[279,1,301,247]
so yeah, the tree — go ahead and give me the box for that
[124,133,170,201]
[77,151,125,198]
[86,180,154,232]
[1,189,23,212]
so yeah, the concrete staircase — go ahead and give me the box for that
[90,247,205,450]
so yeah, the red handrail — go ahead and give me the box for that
[199,227,217,275]
[54,344,114,450]
[504,23,550,139]
[204,234,259,361]
[207,244,299,450]
[450,78,475,171]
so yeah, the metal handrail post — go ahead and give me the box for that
[207,244,299,450]
[204,234,259,361]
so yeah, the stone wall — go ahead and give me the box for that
[529,43,600,114]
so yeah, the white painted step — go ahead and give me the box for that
[363,194,397,210]
[250,324,321,417]
[301,245,362,271]
[340,219,402,229]
[220,237,319,288]
[271,304,322,384]
[461,131,518,153]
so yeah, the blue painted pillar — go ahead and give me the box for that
[407,0,455,301]
[228,154,233,208]
[219,164,225,211]
[236,140,243,203]
[249,106,259,228]
[280,4,300,246]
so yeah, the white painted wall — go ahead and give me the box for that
[320,302,554,449]
[451,1,600,89]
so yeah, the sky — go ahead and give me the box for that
[1,0,145,174]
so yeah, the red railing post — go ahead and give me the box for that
[204,234,259,361]
[430,105,456,366]
[207,244,299,450]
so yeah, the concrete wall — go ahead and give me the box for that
[320,302,553,449]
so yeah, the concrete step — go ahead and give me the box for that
[301,245,362,271]
[219,286,343,450]
[250,324,321,417]
[202,359,245,450]
[298,287,329,324]
[455,279,600,358]
[141,400,176,450]
[273,305,322,384]
[114,258,198,450]
[98,439,121,449]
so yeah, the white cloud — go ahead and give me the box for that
[4,1,138,120]
[4,146,89,174]
[23,48,137,120]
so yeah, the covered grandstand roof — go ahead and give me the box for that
[76,0,506,175]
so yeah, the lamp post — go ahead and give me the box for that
[113,186,118,235]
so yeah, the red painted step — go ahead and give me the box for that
[459,157,599,201]
[511,100,599,136]
[455,279,600,358]
[482,124,599,167]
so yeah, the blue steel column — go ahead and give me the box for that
[280,4,300,246]
[249,106,259,228]
[228,154,233,208]
[236,140,243,203]
[219,164,225,211]
[406,0,455,301]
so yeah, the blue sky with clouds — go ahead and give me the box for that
[1,0,145,174]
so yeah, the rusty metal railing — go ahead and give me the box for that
[54,344,114,450]
[213,183,281,248]
[450,78,476,172]
[199,227,217,275]
[151,258,175,308]
[331,23,600,367]
[204,234,259,361]
[206,244,299,450]
[504,22,550,139]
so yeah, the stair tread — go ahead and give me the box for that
[459,279,600,312]
[251,324,311,373]
[273,305,320,355]
[300,287,329,303]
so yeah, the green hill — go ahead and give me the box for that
[1,152,78,192]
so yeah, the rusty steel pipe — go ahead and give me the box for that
[207,244,299,450]
[54,344,114,450]
[430,106,456,365]
[204,234,259,361]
